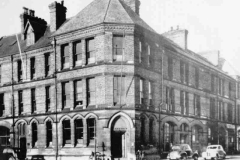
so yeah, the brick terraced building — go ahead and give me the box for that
[0,0,240,160]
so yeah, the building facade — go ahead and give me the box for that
[0,0,239,160]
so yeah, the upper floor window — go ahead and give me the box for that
[87,78,96,106]
[228,103,233,122]
[139,41,142,63]
[87,118,95,146]
[74,41,82,66]
[113,76,125,105]
[31,88,36,113]
[180,91,188,115]
[113,35,124,61]
[0,94,4,117]
[32,122,38,148]
[195,67,199,88]
[19,90,23,115]
[218,101,223,121]
[45,54,50,77]
[168,57,173,80]
[140,79,144,105]
[180,61,189,84]
[86,38,95,64]
[148,81,152,106]
[166,87,174,112]
[0,65,2,84]
[147,44,151,66]
[30,57,35,80]
[211,74,215,93]
[210,98,216,119]
[75,119,83,145]
[62,82,70,109]
[46,86,51,112]
[18,60,23,82]
[74,80,83,107]
[62,119,71,146]
[218,78,223,96]
[61,44,69,69]
[194,95,201,117]
[46,121,52,147]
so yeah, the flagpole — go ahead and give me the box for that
[120,30,125,109]
[16,34,26,81]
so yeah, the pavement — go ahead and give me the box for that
[160,155,240,160]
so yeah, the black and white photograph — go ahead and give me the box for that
[0,0,240,159]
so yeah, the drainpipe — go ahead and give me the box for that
[53,37,58,160]
[11,55,15,147]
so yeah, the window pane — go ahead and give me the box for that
[113,36,123,49]
[75,42,82,54]
[63,45,69,56]
[87,39,94,52]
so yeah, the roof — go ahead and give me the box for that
[0,26,51,58]
[53,0,155,36]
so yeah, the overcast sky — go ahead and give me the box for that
[0,0,239,76]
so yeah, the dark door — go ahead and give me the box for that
[111,131,123,158]
[19,137,27,160]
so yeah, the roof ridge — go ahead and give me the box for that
[103,0,112,22]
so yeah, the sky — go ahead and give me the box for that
[0,0,239,76]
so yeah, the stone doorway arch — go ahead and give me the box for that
[110,115,131,159]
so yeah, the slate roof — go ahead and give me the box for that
[0,26,51,58]
[53,0,155,36]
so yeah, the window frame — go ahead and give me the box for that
[45,54,50,77]
[61,44,70,69]
[18,90,23,115]
[30,57,35,80]
[31,88,36,113]
[86,38,95,64]
[46,86,51,112]
[0,93,4,117]
[73,41,82,67]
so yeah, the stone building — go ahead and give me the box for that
[0,0,239,160]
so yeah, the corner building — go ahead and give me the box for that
[0,0,240,160]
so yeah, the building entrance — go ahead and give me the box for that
[19,137,27,160]
[111,116,128,159]
[111,131,126,158]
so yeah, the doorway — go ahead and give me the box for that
[19,137,27,160]
[110,116,129,159]
[111,131,126,158]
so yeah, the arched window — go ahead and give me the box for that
[75,119,83,145]
[208,128,211,144]
[163,122,175,151]
[180,123,189,144]
[87,118,96,146]
[192,125,203,143]
[46,121,52,147]
[140,117,145,144]
[62,119,71,146]
[0,126,10,147]
[18,123,26,136]
[32,122,38,148]
[149,118,154,144]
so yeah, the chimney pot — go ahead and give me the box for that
[171,27,173,31]
[29,10,35,17]
[61,0,64,5]
[23,7,28,14]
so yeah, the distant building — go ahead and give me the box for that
[0,0,239,160]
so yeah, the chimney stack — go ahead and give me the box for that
[29,10,35,17]
[49,1,67,32]
[163,27,188,50]
[20,7,47,40]
[121,0,141,15]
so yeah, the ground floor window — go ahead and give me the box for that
[62,119,71,146]
[75,119,83,145]
[87,118,95,145]
[163,122,175,151]
[32,122,38,148]
[46,121,52,147]
[0,126,10,147]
